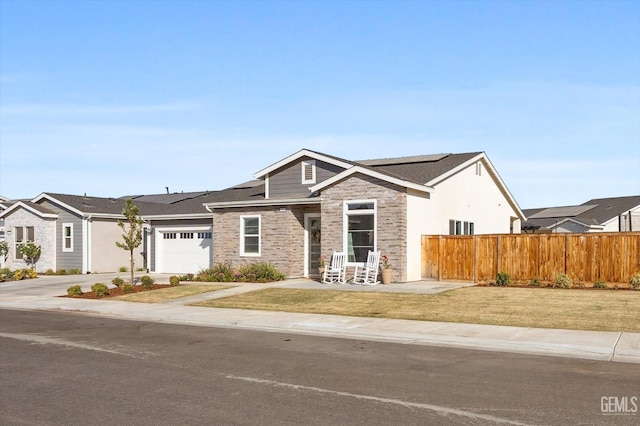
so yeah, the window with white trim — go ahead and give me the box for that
[449,220,474,235]
[345,201,376,263]
[180,232,194,239]
[302,160,316,184]
[163,232,177,239]
[14,226,35,259]
[62,223,73,252]
[240,215,260,256]
[198,232,212,239]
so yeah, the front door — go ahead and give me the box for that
[305,214,321,277]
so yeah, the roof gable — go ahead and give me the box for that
[0,200,58,219]
[308,166,434,194]
[254,149,353,179]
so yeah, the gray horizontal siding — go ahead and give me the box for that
[269,157,345,198]
[38,199,84,271]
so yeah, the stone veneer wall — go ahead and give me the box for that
[212,205,319,278]
[3,209,56,272]
[320,174,408,282]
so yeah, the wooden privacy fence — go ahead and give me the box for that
[421,232,640,284]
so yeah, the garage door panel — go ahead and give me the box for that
[158,230,212,274]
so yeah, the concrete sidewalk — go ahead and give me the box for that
[1,275,638,363]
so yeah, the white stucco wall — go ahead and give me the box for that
[425,159,522,235]
[406,189,433,281]
[405,158,523,281]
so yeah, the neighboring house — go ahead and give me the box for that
[0,196,10,268]
[203,149,525,282]
[0,193,167,273]
[522,195,640,233]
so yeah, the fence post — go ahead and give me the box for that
[473,235,478,283]
[496,234,501,278]
[438,235,442,281]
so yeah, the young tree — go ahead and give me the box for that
[115,199,144,286]
[20,241,42,271]
[0,240,9,264]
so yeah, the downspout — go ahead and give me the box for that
[205,204,215,266]
[83,215,92,273]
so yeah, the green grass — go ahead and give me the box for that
[192,286,640,332]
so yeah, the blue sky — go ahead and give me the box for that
[1,0,638,208]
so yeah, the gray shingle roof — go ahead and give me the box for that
[522,195,640,230]
[29,151,492,218]
[357,152,482,185]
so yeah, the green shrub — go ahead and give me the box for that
[140,275,154,289]
[593,281,606,289]
[235,262,283,282]
[199,263,234,282]
[13,270,24,281]
[169,275,180,286]
[495,272,510,287]
[27,268,38,279]
[577,282,586,289]
[44,269,55,275]
[629,272,640,291]
[91,283,109,297]
[136,267,145,272]
[119,266,128,273]
[112,277,125,287]
[68,268,81,275]
[555,273,573,289]
[56,269,67,275]
[67,285,83,297]
[0,268,12,281]
[529,278,540,287]
[123,284,135,293]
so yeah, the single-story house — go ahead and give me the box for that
[1,149,525,281]
[0,193,165,273]
[203,149,525,282]
[522,195,640,233]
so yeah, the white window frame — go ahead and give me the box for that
[301,160,316,184]
[240,215,261,257]
[343,200,377,265]
[62,223,74,252]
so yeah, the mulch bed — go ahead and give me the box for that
[65,284,175,299]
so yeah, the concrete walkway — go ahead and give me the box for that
[1,274,638,363]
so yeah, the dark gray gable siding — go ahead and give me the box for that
[37,199,83,271]
[269,157,345,198]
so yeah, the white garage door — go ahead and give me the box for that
[157,229,212,274]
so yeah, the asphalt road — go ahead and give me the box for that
[1,309,638,426]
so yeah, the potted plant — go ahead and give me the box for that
[380,255,392,284]
[318,255,326,276]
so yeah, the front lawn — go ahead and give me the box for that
[192,286,640,332]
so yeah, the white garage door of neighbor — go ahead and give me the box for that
[158,230,212,273]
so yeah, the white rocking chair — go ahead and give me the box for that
[322,251,347,284]
[352,250,381,285]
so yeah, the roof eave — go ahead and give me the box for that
[309,166,434,194]
[0,201,58,219]
[204,197,322,209]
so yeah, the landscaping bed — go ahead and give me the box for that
[65,284,175,299]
